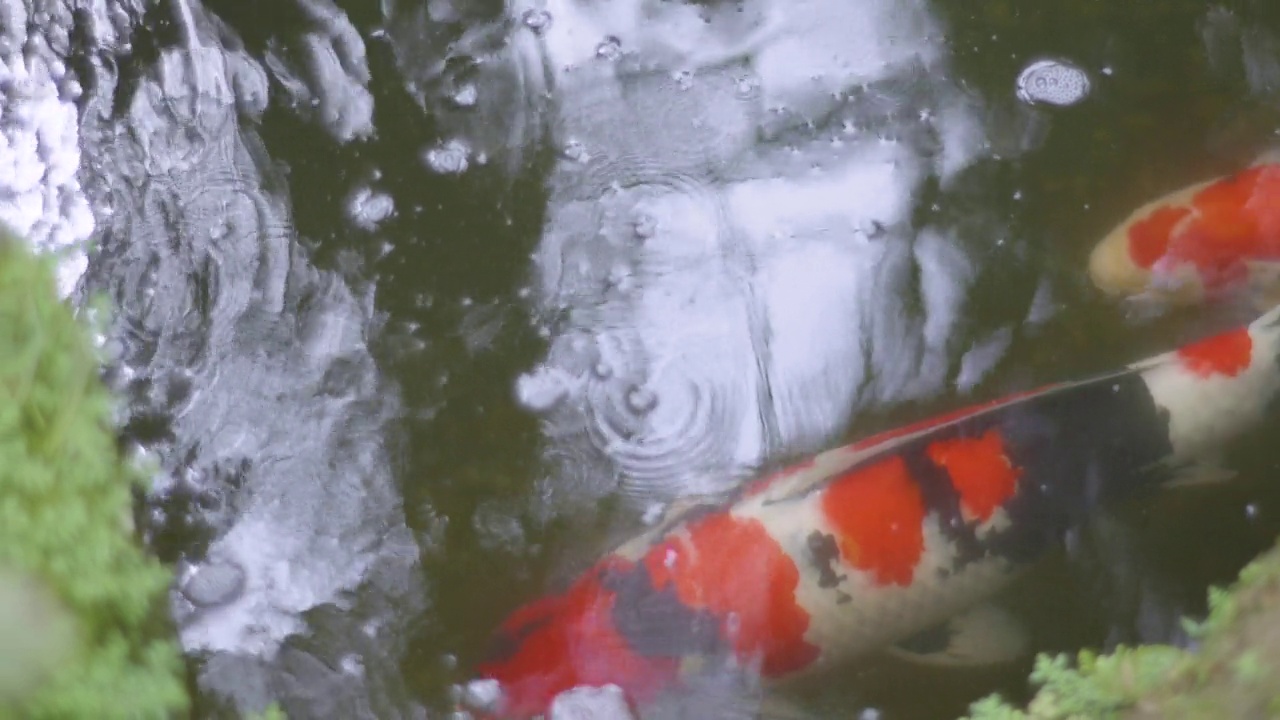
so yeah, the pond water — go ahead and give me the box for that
[7,0,1280,717]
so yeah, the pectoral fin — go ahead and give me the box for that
[887,603,1030,667]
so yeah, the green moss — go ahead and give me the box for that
[0,233,188,718]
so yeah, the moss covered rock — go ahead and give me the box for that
[0,232,188,719]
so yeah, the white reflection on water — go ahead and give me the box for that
[405,0,1019,507]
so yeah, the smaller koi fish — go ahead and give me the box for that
[1089,153,1280,309]
[468,302,1280,719]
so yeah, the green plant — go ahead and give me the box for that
[0,233,188,718]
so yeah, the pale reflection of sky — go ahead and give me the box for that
[489,0,1009,511]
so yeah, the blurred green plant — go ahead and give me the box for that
[0,232,189,718]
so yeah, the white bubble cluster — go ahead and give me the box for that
[423,138,472,174]
[1015,58,1092,107]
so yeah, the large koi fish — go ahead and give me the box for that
[469,162,1280,719]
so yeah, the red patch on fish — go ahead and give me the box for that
[925,429,1022,521]
[477,558,677,718]
[1176,326,1253,378]
[1127,164,1280,290]
[1128,205,1190,268]
[642,513,819,676]
[820,456,926,587]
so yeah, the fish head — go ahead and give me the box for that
[1090,162,1280,310]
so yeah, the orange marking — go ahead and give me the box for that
[1129,165,1280,291]
[925,429,1022,522]
[1176,327,1253,378]
[1128,205,1189,268]
[642,513,819,677]
[820,456,926,587]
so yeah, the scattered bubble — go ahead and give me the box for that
[522,9,552,33]
[673,69,694,90]
[423,139,471,174]
[344,185,395,231]
[734,74,761,99]
[596,36,622,60]
[1246,502,1260,520]
[1015,58,1091,107]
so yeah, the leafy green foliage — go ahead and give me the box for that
[0,235,188,718]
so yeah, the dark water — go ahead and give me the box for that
[10,0,1280,717]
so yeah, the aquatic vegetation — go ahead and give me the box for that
[0,232,188,718]
[964,535,1280,720]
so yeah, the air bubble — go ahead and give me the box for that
[522,9,552,32]
[1015,58,1091,107]
[423,139,471,174]
[596,36,622,60]
[345,185,395,231]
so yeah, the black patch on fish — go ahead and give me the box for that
[806,531,845,589]
[603,563,725,659]
[980,372,1173,565]
[902,449,984,569]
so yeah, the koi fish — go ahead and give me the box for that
[1089,156,1280,308]
[468,303,1280,718]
